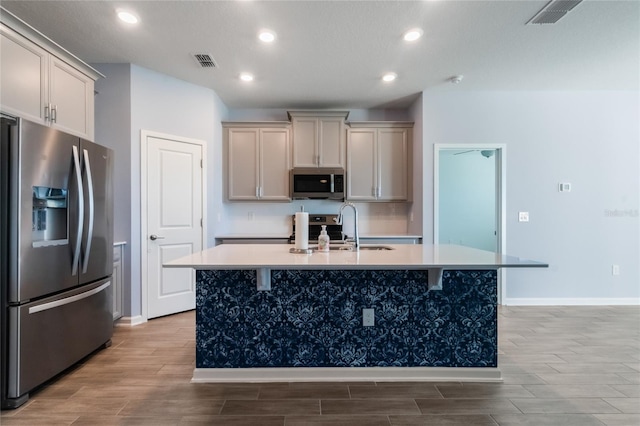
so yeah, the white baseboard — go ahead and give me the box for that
[504,298,640,306]
[114,315,146,327]
[191,367,502,383]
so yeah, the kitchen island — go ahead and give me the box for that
[165,244,546,383]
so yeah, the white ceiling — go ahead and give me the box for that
[2,1,638,109]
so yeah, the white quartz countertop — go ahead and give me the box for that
[214,234,422,239]
[215,234,290,239]
[165,244,547,270]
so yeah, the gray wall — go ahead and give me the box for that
[408,93,424,237]
[420,90,639,303]
[94,63,133,315]
[129,64,227,317]
[94,64,228,318]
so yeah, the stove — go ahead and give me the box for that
[289,214,346,244]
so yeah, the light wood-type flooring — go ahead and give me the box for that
[2,305,639,425]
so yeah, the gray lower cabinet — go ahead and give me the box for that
[112,243,124,320]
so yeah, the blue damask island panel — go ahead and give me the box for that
[195,269,497,369]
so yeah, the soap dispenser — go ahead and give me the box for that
[318,225,330,252]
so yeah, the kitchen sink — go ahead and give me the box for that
[326,245,394,251]
[359,245,394,251]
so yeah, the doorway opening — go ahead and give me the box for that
[434,144,506,303]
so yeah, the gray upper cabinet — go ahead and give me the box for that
[0,11,101,140]
[288,111,349,168]
[224,122,291,202]
[347,122,413,202]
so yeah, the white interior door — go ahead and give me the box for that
[145,134,203,319]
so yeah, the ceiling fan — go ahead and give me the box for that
[453,149,495,158]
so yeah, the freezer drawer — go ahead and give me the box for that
[7,278,113,399]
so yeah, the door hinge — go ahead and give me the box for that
[200,159,203,168]
[200,218,203,227]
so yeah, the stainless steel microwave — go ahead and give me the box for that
[290,168,345,200]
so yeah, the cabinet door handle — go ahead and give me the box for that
[372,187,377,197]
[51,105,57,123]
[256,186,260,198]
[259,187,263,197]
[377,187,381,198]
[44,104,50,121]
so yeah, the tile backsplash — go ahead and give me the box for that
[219,201,412,236]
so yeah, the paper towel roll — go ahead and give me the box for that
[295,212,309,250]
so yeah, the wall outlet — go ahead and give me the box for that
[518,212,529,222]
[612,264,620,276]
[363,308,375,327]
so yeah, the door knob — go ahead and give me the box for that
[149,234,165,241]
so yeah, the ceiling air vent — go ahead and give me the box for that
[193,53,217,68]
[527,0,583,25]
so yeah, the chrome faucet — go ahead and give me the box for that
[336,201,359,251]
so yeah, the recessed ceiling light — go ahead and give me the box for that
[403,28,423,42]
[116,9,139,24]
[240,73,254,82]
[258,30,276,43]
[382,72,397,82]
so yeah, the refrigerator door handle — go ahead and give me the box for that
[28,281,111,314]
[81,149,94,274]
[71,146,84,276]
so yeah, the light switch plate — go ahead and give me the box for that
[559,183,572,192]
[612,265,620,276]
[519,212,529,222]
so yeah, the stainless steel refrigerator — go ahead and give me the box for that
[1,115,114,408]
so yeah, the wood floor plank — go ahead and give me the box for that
[221,399,320,415]
[490,413,606,425]
[118,399,225,417]
[414,398,521,415]
[388,414,498,425]
[0,414,79,425]
[257,383,350,399]
[180,415,285,425]
[436,384,535,399]
[508,397,622,414]
[593,413,640,426]
[321,399,421,415]
[285,414,391,425]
